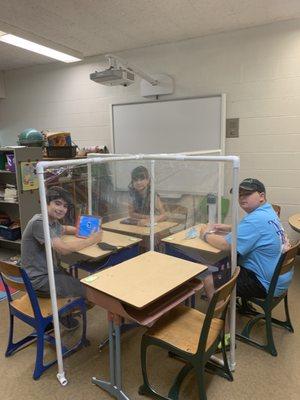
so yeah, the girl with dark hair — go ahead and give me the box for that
[128,166,166,226]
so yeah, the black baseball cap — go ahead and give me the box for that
[230,178,266,194]
[239,178,265,193]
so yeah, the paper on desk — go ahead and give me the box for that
[83,275,99,283]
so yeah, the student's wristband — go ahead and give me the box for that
[203,231,214,243]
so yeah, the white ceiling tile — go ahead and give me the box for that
[0,0,300,70]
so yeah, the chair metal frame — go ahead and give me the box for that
[0,260,88,379]
[139,267,240,400]
[236,242,298,356]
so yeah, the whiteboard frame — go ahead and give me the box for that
[110,94,226,156]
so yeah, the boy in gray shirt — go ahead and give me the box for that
[21,186,102,328]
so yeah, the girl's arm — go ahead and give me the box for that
[128,202,149,220]
[154,196,166,222]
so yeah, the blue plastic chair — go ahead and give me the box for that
[0,260,88,380]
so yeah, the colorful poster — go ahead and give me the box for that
[20,161,38,191]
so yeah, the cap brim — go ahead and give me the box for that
[230,187,255,194]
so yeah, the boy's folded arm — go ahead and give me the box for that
[52,231,103,255]
[206,234,230,251]
[62,225,77,235]
[212,223,232,232]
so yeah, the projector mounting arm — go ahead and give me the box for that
[105,54,159,86]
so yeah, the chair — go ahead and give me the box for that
[0,260,88,379]
[139,267,240,400]
[236,242,299,356]
[271,204,281,217]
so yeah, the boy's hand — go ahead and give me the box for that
[212,223,231,232]
[199,224,208,240]
[199,224,215,241]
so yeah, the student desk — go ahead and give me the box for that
[62,231,142,275]
[81,251,207,400]
[162,224,227,262]
[102,218,178,240]
[162,225,230,290]
[288,214,300,233]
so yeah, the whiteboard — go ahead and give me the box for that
[112,95,225,154]
[111,95,225,193]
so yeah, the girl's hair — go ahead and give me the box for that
[46,186,73,207]
[128,166,151,213]
[130,165,149,182]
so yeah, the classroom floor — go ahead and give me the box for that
[0,251,299,400]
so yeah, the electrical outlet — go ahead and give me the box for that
[226,118,239,138]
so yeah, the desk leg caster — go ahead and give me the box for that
[138,384,147,395]
[83,338,91,347]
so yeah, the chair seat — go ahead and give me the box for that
[11,294,77,318]
[251,291,286,306]
[146,305,223,353]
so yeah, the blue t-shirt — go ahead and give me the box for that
[226,203,293,296]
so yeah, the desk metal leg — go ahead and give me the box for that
[114,322,122,389]
[92,313,130,400]
[99,321,139,350]
[109,319,116,387]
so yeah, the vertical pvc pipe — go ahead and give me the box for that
[217,163,222,223]
[219,93,226,223]
[150,160,155,251]
[229,162,239,371]
[87,163,92,214]
[37,167,67,386]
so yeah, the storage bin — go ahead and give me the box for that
[45,132,71,146]
[45,145,77,158]
[0,224,21,241]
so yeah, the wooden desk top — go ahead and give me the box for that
[102,218,178,238]
[288,214,300,233]
[81,251,207,309]
[62,230,141,260]
[162,224,221,254]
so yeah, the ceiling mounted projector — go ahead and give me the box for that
[90,54,174,97]
[90,67,135,86]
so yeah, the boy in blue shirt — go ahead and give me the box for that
[200,178,292,301]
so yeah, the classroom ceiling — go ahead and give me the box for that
[1,0,300,71]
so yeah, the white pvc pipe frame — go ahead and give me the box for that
[36,153,239,386]
[87,149,224,222]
